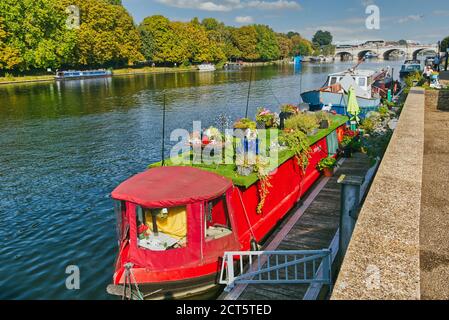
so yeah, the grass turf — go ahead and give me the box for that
[149,115,348,188]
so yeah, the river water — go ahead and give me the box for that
[0,60,402,299]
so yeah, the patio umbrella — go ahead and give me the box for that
[346,86,360,124]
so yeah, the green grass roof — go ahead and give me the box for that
[149,115,348,188]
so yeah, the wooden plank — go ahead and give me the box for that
[220,154,373,300]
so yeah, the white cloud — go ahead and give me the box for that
[246,0,301,10]
[235,16,254,23]
[398,14,424,24]
[433,10,449,16]
[155,0,301,12]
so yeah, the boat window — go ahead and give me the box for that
[114,200,128,242]
[329,77,337,85]
[358,77,367,87]
[136,205,187,251]
[205,195,232,241]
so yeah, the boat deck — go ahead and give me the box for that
[219,153,373,300]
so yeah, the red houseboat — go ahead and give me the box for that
[107,117,347,299]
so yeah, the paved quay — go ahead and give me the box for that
[332,88,449,300]
[420,90,449,300]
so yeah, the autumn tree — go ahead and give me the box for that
[291,35,314,56]
[0,0,76,71]
[61,0,144,67]
[276,33,293,59]
[231,26,259,61]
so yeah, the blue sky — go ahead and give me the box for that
[122,0,448,44]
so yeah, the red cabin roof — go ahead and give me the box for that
[112,166,233,208]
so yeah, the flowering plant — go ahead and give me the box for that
[256,107,277,128]
[204,126,222,142]
[280,104,299,114]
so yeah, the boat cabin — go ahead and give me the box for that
[325,69,376,99]
[111,166,240,283]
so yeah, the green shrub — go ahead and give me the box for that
[280,129,311,170]
[285,113,318,134]
[234,118,256,130]
[360,118,375,134]
[315,111,331,123]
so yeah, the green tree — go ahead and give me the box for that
[201,18,222,31]
[312,30,333,46]
[287,31,300,39]
[0,0,76,71]
[291,35,313,56]
[441,36,449,52]
[61,0,143,67]
[321,44,336,56]
[139,28,156,62]
[398,39,407,46]
[231,26,259,61]
[254,25,280,61]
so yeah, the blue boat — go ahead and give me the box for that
[55,69,112,81]
[301,67,389,118]
[399,60,422,78]
[301,90,381,117]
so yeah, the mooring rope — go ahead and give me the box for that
[122,263,144,300]
[236,187,257,242]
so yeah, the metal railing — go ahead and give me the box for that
[219,250,332,292]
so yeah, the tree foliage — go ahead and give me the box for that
[0,2,335,73]
[0,0,76,71]
[61,0,144,67]
[291,35,314,56]
[312,30,333,47]
[254,25,280,61]
[441,36,449,53]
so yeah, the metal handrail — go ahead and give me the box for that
[219,249,332,292]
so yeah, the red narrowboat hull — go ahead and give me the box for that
[108,124,346,299]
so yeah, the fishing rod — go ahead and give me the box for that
[161,92,166,167]
[245,65,253,118]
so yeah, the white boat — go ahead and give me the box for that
[301,67,393,117]
[197,63,216,72]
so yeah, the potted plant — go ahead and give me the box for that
[315,111,331,129]
[234,118,258,155]
[279,104,299,129]
[233,118,256,131]
[256,107,278,129]
[284,113,319,136]
[317,157,337,177]
[340,136,353,158]
[235,154,255,176]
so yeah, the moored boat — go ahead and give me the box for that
[301,66,392,118]
[55,69,112,81]
[198,63,216,72]
[399,60,422,78]
[107,116,348,300]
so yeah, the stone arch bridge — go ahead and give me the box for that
[335,44,438,61]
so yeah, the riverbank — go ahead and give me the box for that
[0,59,300,86]
[0,66,197,86]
